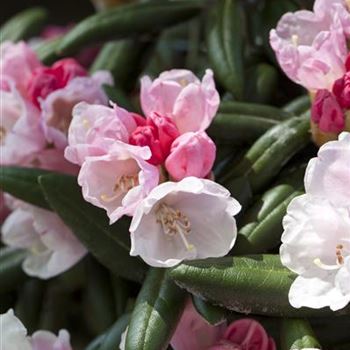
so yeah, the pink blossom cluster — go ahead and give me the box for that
[0,41,112,278]
[270,0,350,135]
[65,69,241,267]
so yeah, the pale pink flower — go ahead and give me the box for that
[78,141,159,224]
[65,102,136,165]
[130,177,241,267]
[305,132,350,207]
[0,80,46,165]
[41,71,113,149]
[280,195,350,311]
[31,330,72,350]
[311,90,345,133]
[170,301,275,350]
[0,309,73,350]
[165,131,216,181]
[270,0,350,91]
[140,69,220,133]
[1,203,86,279]
[0,41,42,95]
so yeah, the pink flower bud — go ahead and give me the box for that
[27,58,87,108]
[129,125,164,165]
[333,72,350,109]
[345,53,350,71]
[311,89,345,133]
[132,113,147,127]
[165,131,216,181]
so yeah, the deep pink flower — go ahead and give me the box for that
[311,89,345,133]
[333,71,350,108]
[129,113,179,165]
[27,58,87,108]
[165,131,216,181]
[140,69,220,133]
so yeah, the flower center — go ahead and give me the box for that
[346,0,350,11]
[100,174,139,203]
[291,34,299,47]
[0,126,7,144]
[156,203,194,251]
[314,244,347,271]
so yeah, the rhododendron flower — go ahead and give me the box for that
[78,142,159,223]
[130,177,241,267]
[0,41,41,95]
[1,203,86,279]
[41,71,113,148]
[311,89,345,133]
[129,113,180,165]
[281,195,350,311]
[0,309,73,350]
[333,71,350,108]
[0,81,46,165]
[27,58,87,108]
[170,301,275,350]
[305,132,350,207]
[165,131,216,181]
[65,102,136,165]
[140,69,220,133]
[270,0,350,91]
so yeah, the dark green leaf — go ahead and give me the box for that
[125,268,186,350]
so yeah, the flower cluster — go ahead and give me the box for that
[65,69,241,267]
[0,40,111,278]
[280,132,350,311]
[270,0,350,144]
[0,309,73,350]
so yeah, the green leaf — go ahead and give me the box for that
[85,314,130,350]
[192,295,227,326]
[170,255,350,317]
[0,167,51,209]
[39,173,147,283]
[281,319,321,350]
[208,113,278,145]
[125,268,187,350]
[103,85,135,112]
[91,38,156,92]
[58,0,204,56]
[0,7,48,43]
[283,95,311,115]
[0,247,28,294]
[35,37,63,65]
[206,0,245,100]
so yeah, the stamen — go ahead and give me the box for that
[314,244,346,271]
[82,118,90,129]
[346,0,350,11]
[0,126,7,144]
[291,34,299,46]
[156,203,194,251]
[100,174,138,203]
[179,78,189,87]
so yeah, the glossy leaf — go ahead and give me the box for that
[192,295,227,326]
[170,255,350,317]
[0,167,51,209]
[39,173,147,283]
[58,0,204,55]
[125,268,186,350]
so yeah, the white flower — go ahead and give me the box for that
[0,309,31,350]
[0,309,72,350]
[305,132,350,208]
[281,195,350,311]
[130,177,241,267]
[1,203,87,279]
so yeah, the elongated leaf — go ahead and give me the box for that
[58,1,204,55]
[0,7,48,43]
[0,167,51,209]
[206,0,245,99]
[283,95,311,115]
[0,247,28,293]
[192,295,227,326]
[281,319,320,350]
[91,38,156,92]
[35,37,63,65]
[170,255,350,317]
[208,113,278,144]
[125,268,186,350]
[86,314,130,350]
[39,173,147,282]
